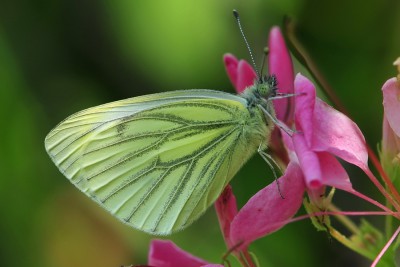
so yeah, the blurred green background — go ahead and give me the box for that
[1,0,399,266]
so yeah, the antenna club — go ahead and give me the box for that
[233,9,239,18]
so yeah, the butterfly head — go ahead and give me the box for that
[256,74,278,99]
[240,74,278,111]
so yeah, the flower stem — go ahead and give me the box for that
[348,189,396,215]
[362,168,400,214]
[280,210,391,231]
[368,147,400,207]
[385,202,394,240]
[371,225,400,267]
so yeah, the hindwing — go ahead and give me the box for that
[45,90,267,234]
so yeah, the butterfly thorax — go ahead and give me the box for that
[236,75,277,153]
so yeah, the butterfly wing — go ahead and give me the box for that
[45,89,269,234]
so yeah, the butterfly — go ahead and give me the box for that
[44,74,280,235]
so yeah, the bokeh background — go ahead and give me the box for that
[1,0,399,266]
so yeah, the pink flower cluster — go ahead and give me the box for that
[218,27,368,250]
[135,28,400,267]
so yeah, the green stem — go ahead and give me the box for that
[385,202,393,240]
[328,204,359,235]
[393,229,400,249]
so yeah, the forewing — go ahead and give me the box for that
[45,90,258,234]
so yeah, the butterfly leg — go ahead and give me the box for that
[269,92,297,100]
[269,92,306,100]
[262,92,306,135]
[257,143,284,199]
[258,104,295,137]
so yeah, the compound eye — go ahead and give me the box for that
[257,84,269,96]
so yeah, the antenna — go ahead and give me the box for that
[233,10,261,82]
[259,48,269,78]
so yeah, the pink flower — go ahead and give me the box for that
[148,239,223,267]
[268,26,295,124]
[381,77,400,178]
[228,161,305,247]
[215,161,305,249]
[286,73,368,192]
[216,73,368,249]
[217,26,368,249]
[223,53,256,94]
[224,26,367,190]
[214,185,238,248]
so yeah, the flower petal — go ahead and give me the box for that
[294,74,316,146]
[382,116,400,160]
[223,53,256,93]
[148,239,208,267]
[229,161,305,248]
[318,152,352,191]
[214,185,238,247]
[223,54,239,90]
[311,98,368,169]
[294,74,367,168]
[268,26,295,123]
[292,133,322,189]
[382,77,400,136]
[236,60,257,93]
